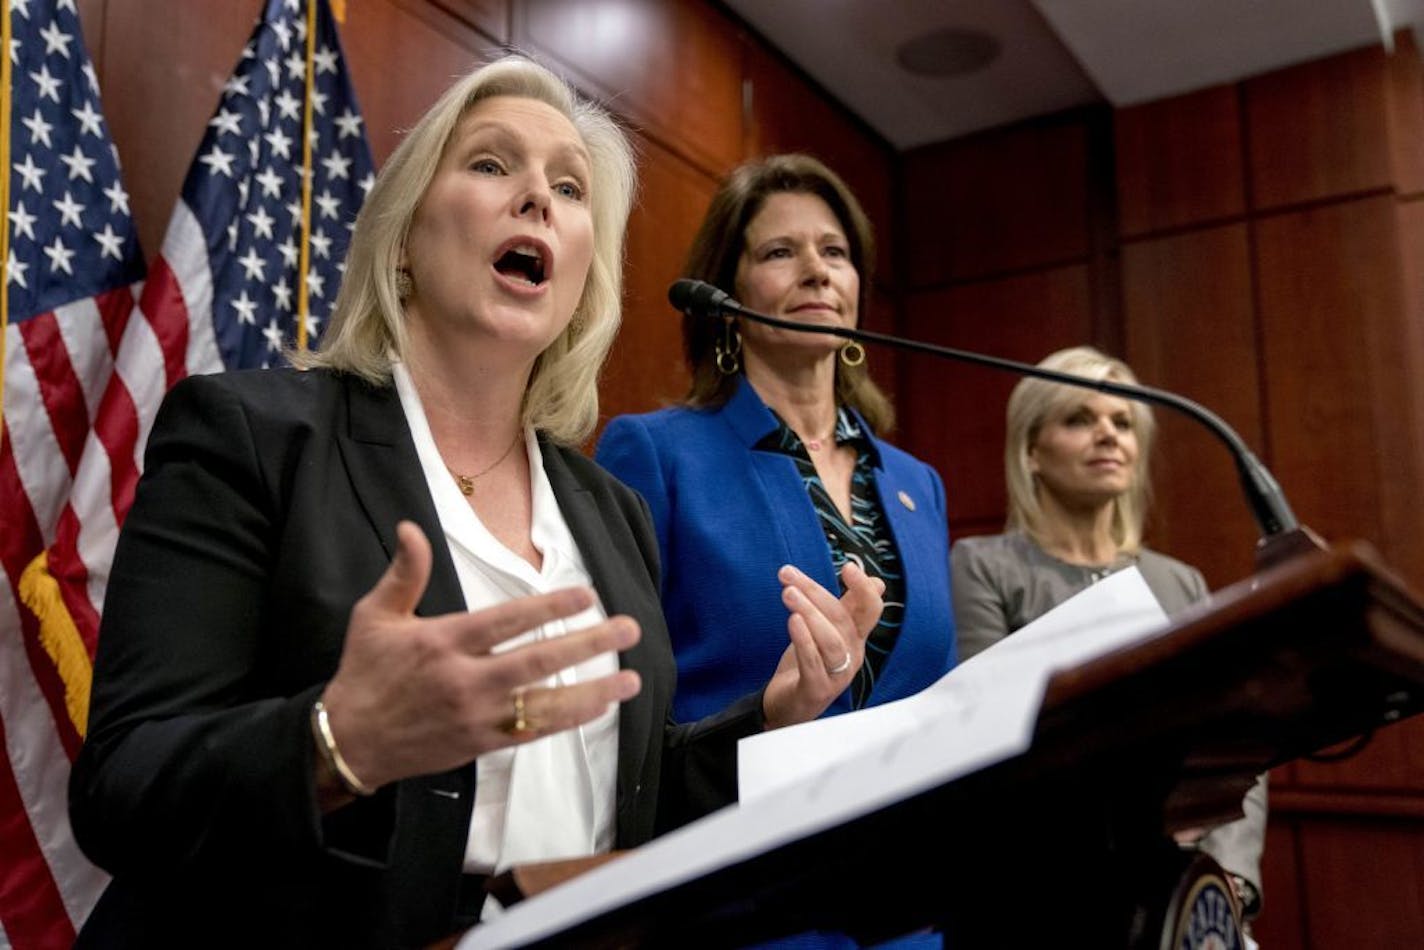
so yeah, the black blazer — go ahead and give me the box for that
[69,368,759,948]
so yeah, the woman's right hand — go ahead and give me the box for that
[315,521,642,797]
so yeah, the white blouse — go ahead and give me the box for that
[392,363,619,875]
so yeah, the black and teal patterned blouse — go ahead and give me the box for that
[758,407,905,709]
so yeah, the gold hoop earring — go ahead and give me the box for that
[839,340,865,367]
[715,321,742,375]
[395,268,413,303]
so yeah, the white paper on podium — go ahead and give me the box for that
[460,567,1176,949]
[740,565,1174,801]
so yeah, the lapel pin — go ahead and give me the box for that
[897,490,916,511]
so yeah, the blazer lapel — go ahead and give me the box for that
[864,432,952,703]
[721,378,840,591]
[336,374,465,617]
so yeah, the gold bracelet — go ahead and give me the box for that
[311,699,376,797]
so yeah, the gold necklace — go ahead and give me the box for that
[446,433,520,496]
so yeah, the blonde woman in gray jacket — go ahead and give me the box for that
[950,345,1268,934]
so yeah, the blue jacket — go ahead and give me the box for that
[597,377,956,723]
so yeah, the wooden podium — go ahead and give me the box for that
[463,541,1424,948]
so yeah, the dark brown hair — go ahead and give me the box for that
[680,153,893,432]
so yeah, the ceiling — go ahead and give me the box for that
[723,0,1424,151]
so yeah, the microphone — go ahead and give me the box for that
[668,278,733,320]
[668,278,1323,568]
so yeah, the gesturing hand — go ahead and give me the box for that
[761,560,885,730]
[317,521,642,796]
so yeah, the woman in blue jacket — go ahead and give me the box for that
[597,154,954,731]
[597,155,954,949]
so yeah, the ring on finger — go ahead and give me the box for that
[505,689,538,737]
[828,652,852,675]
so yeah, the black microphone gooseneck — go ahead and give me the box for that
[669,278,1322,567]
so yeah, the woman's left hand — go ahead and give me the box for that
[761,561,885,730]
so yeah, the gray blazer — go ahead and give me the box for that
[950,530,1268,912]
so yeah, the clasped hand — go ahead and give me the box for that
[763,561,884,729]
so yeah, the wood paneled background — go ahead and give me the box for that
[75,0,1424,944]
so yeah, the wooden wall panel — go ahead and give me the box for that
[1120,225,1262,589]
[1380,199,1424,585]
[1394,200,1424,564]
[1252,817,1306,949]
[1399,200,1424,336]
[901,117,1091,288]
[742,42,896,289]
[1254,195,1424,804]
[515,0,744,178]
[900,267,1093,529]
[1256,196,1424,582]
[342,0,500,165]
[1296,818,1424,947]
[76,0,105,67]
[1245,45,1394,210]
[427,0,509,40]
[1289,717,1424,792]
[597,133,718,434]
[1115,85,1246,238]
[97,0,263,258]
[863,287,898,413]
[1386,31,1424,196]
[1253,199,1396,555]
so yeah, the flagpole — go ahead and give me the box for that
[295,0,320,351]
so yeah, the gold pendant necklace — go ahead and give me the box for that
[446,433,520,497]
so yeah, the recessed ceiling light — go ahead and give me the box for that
[896,27,1001,77]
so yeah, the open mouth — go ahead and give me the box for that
[493,242,549,287]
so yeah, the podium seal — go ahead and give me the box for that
[1162,859,1243,950]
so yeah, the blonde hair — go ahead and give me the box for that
[298,54,636,444]
[679,153,894,433]
[1004,346,1157,553]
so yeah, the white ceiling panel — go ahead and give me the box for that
[1034,0,1386,106]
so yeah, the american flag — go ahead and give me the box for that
[0,0,371,944]
[147,0,375,373]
